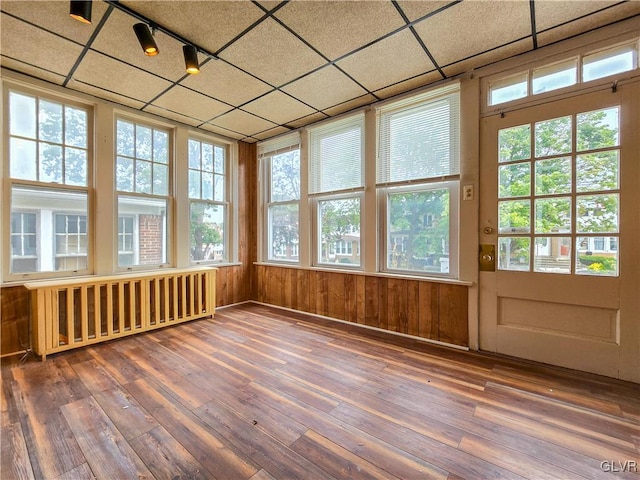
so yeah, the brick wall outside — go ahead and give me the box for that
[139,214,163,264]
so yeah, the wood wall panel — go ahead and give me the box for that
[0,286,30,356]
[256,265,469,347]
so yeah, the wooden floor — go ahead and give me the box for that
[1,303,639,480]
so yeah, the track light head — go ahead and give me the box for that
[133,23,159,56]
[183,45,200,74]
[69,0,92,24]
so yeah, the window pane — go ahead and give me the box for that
[269,204,299,262]
[535,116,572,157]
[188,139,201,169]
[117,156,134,192]
[153,163,168,196]
[10,92,36,138]
[535,197,571,233]
[10,138,37,180]
[499,163,530,198]
[40,143,63,183]
[189,170,201,199]
[576,194,619,233]
[65,107,87,148]
[498,237,530,271]
[118,195,167,266]
[318,198,360,266]
[388,190,450,273]
[135,125,152,160]
[116,120,134,156]
[135,160,152,194]
[535,157,571,195]
[534,237,571,274]
[576,151,619,192]
[214,174,224,202]
[190,202,225,262]
[202,172,214,201]
[532,60,577,94]
[498,124,531,163]
[576,107,619,151]
[39,100,63,143]
[202,143,214,172]
[214,146,225,174]
[65,147,87,186]
[153,130,168,164]
[499,200,530,234]
[271,150,300,202]
[583,45,635,82]
[489,73,527,105]
[576,237,618,276]
[11,186,88,273]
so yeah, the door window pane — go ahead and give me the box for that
[499,200,530,234]
[535,116,572,157]
[532,60,577,94]
[576,194,619,233]
[498,237,530,271]
[535,157,571,195]
[576,237,618,276]
[489,72,527,105]
[576,151,619,192]
[498,124,531,163]
[499,163,530,198]
[534,237,571,274]
[577,107,619,151]
[535,197,571,233]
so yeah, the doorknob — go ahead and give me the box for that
[479,244,496,271]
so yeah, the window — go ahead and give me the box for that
[309,114,364,267]
[117,216,135,266]
[188,138,227,263]
[377,84,460,276]
[7,90,91,277]
[488,41,638,106]
[259,133,300,263]
[497,106,620,276]
[116,119,170,267]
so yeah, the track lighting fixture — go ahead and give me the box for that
[183,45,200,74]
[133,23,159,56]
[69,0,92,24]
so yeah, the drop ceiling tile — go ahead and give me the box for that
[1,13,84,76]
[151,86,232,123]
[274,1,405,60]
[209,109,278,137]
[180,59,272,107]
[373,71,443,100]
[394,1,455,22]
[1,57,66,85]
[67,79,146,110]
[119,1,265,54]
[199,123,245,140]
[72,50,173,103]
[91,8,204,82]
[282,65,368,111]
[241,137,259,144]
[242,91,316,125]
[322,94,376,117]
[219,18,327,87]
[285,112,328,129]
[535,1,619,31]
[256,1,283,12]
[143,105,202,127]
[336,29,434,92]
[442,39,532,78]
[414,1,531,68]
[253,126,292,141]
[537,4,640,47]
[1,0,110,44]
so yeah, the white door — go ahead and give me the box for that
[479,84,640,381]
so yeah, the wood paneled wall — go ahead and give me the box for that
[255,265,469,347]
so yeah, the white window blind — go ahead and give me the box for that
[309,113,364,194]
[377,84,460,185]
[258,131,300,158]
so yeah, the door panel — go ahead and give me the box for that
[479,84,639,381]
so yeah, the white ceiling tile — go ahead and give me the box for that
[209,109,278,136]
[336,30,434,92]
[442,39,532,78]
[275,1,405,60]
[253,126,292,141]
[119,1,265,54]
[1,13,84,76]
[373,71,444,100]
[1,0,110,44]
[240,137,259,144]
[242,91,316,125]
[285,112,328,129]
[394,1,454,22]
[151,86,232,122]
[1,57,66,85]
[143,105,203,127]
[72,50,173,103]
[414,1,532,68]
[322,94,376,117]
[535,1,618,31]
[282,65,368,111]
[180,59,272,107]
[219,18,326,87]
[199,123,246,140]
[67,79,146,110]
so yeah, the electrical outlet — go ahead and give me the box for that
[463,184,474,201]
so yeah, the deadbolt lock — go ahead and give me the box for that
[479,244,496,271]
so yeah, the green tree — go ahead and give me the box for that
[319,198,359,262]
[190,204,222,261]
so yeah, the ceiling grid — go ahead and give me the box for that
[1,0,638,143]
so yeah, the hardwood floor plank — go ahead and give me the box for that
[60,396,153,480]
[1,423,36,480]
[51,463,95,480]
